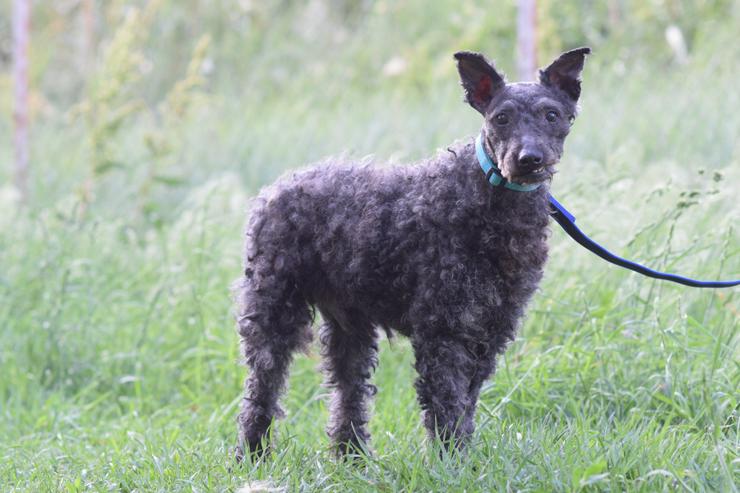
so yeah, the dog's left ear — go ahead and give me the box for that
[539,47,591,101]
[454,51,506,114]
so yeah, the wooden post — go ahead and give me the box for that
[82,0,95,70]
[517,0,538,81]
[12,0,31,203]
[607,0,621,31]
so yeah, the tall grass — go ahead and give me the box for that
[0,1,738,491]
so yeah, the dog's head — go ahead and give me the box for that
[455,48,590,185]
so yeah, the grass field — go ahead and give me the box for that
[1,2,738,491]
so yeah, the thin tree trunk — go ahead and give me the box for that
[607,0,621,31]
[517,0,537,81]
[13,0,31,203]
[82,0,95,70]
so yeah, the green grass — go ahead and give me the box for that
[1,2,739,491]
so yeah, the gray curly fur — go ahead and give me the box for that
[235,48,590,461]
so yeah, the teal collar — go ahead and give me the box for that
[475,134,542,192]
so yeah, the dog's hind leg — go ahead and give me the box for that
[235,275,312,462]
[319,313,378,456]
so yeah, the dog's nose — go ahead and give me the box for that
[518,149,544,169]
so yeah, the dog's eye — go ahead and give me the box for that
[545,110,559,122]
[495,113,509,125]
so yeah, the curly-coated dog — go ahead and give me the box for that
[235,47,591,460]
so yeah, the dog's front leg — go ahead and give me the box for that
[411,335,477,449]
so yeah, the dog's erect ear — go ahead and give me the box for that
[454,51,506,114]
[539,47,591,101]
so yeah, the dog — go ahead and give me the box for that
[234,47,590,460]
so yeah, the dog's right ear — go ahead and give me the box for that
[539,47,591,102]
[454,51,506,114]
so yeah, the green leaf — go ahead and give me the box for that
[152,174,187,187]
[94,160,126,175]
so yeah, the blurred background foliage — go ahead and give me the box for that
[0,0,738,223]
[0,2,738,489]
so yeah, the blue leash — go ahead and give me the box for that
[548,195,739,288]
[475,135,740,288]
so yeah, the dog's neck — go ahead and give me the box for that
[439,137,552,225]
[476,133,543,193]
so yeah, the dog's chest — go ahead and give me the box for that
[478,212,550,280]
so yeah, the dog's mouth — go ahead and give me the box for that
[510,165,556,184]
